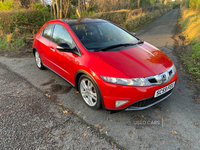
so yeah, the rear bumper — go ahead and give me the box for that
[98,72,178,110]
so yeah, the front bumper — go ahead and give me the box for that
[98,72,178,110]
[125,89,173,111]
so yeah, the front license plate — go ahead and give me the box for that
[154,82,175,98]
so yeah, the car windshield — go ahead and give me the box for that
[70,22,139,51]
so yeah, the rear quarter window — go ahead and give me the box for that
[42,23,53,40]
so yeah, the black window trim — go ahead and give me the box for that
[51,23,82,57]
[41,23,54,41]
[41,22,82,57]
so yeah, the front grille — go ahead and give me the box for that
[145,67,175,85]
[148,78,157,83]
[169,70,173,76]
[130,89,173,107]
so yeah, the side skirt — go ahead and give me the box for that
[43,64,75,87]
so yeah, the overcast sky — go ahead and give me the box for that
[43,0,51,5]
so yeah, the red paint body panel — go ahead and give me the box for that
[33,19,178,110]
[96,72,178,109]
[91,42,173,78]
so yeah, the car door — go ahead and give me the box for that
[38,23,54,67]
[50,23,79,84]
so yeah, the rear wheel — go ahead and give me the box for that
[35,50,45,70]
[78,75,101,109]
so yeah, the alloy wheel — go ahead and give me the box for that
[35,51,42,68]
[80,78,98,107]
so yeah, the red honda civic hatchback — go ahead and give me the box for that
[32,19,178,111]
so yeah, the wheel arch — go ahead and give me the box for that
[75,70,94,91]
[33,47,37,56]
[75,70,105,109]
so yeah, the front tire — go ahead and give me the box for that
[35,50,45,70]
[78,75,101,109]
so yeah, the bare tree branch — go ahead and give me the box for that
[60,0,62,19]
[52,0,56,18]
[55,0,59,19]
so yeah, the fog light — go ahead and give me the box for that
[115,100,129,108]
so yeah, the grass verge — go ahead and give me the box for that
[178,7,200,82]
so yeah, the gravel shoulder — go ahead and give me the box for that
[0,63,120,150]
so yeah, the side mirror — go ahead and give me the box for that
[131,32,137,36]
[56,43,72,52]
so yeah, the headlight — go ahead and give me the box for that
[101,64,176,86]
[101,76,148,86]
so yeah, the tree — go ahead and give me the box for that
[77,0,81,17]
[18,0,40,8]
[52,0,56,18]
[60,0,62,19]
[138,0,140,8]
[83,0,86,10]
[55,0,59,19]
[63,0,70,18]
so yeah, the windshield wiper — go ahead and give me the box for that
[137,40,144,44]
[94,43,137,52]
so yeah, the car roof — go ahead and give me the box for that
[59,18,108,25]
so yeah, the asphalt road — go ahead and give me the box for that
[0,63,120,149]
[1,8,200,149]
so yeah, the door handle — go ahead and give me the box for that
[50,48,55,52]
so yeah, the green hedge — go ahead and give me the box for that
[0,10,53,34]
